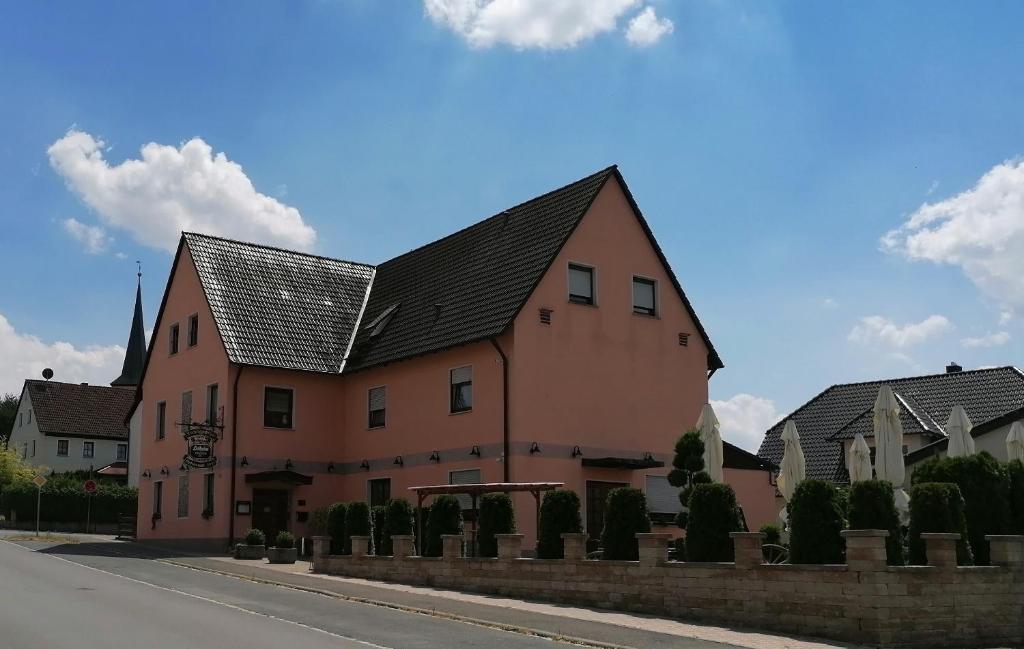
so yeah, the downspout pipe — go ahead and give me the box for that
[228,364,244,548]
[489,338,510,482]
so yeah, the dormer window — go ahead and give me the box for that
[568,264,595,305]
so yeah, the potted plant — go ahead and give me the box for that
[267,531,298,564]
[234,528,266,560]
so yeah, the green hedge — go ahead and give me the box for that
[0,479,136,526]
[686,483,740,562]
[345,501,372,554]
[244,528,265,546]
[384,498,414,556]
[788,479,845,564]
[600,487,651,560]
[759,523,782,546]
[424,495,462,557]
[477,493,516,558]
[537,490,582,559]
[327,502,347,554]
[847,480,904,565]
[274,531,295,549]
[370,505,387,555]
[908,482,972,565]
[308,506,330,536]
[911,452,1009,564]
[1007,460,1024,535]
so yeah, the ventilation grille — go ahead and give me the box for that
[678,332,690,347]
[539,308,552,325]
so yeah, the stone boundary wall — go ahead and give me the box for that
[312,531,1024,648]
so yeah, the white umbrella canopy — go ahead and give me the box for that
[873,385,909,521]
[776,420,806,527]
[945,405,975,458]
[1007,421,1024,463]
[696,404,724,483]
[848,433,873,482]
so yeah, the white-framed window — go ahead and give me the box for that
[116,443,128,462]
[264,387,294,428]
[169,323,180,355]
[368,477,391,508]
[187,314,199,347]
[632,276,657,316]
[449,468,482,510]
[27,409,31,424]
[57,439,69,457]
[368,386,386,428]
[83,441,94,458]
[449,366,473,413]
[31,440,36,457]
[568,263,595,305]
[177,474,189,518]
[156,401,167,440]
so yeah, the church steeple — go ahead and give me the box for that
[112,265,146,387]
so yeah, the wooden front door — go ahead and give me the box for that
[252,489,289,544]
[586,480,627,551]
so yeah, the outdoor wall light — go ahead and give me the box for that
[179,461,188,473]
[429,451,440,463]
[529,442,541,454]
[643,452,655,463]
[240,456,249,467]
[393,456,404,467]
[360,459,370,470]
[285,458,294,470]
[160,466,170,476]
[469,445,481,457]
[571,445,583,458]
[327,461,335,473]
[141,469,151,478]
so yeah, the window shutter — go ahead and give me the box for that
[451,366,472,384]
[645,475,682,514]
[181,391,192,433]
[369,387,386,412]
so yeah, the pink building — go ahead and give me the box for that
[132,166,775,551]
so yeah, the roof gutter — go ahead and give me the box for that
[489,338,510,482]
[228,363,244,549]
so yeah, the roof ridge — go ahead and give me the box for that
[377,165,618,269]
[26,379,133,390]
[182,231,375,269]
[827,365,1021,389]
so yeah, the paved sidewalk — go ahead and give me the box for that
[165,554,862,649]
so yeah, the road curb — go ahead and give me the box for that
[160,558,632,649]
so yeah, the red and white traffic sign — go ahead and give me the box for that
[84,479,98,495]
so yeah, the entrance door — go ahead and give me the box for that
[252,489,289,544]
[586,480,628,552]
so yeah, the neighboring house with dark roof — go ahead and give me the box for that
[757,365,1024,485]
[133,166,758,552]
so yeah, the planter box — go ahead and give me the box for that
[266,547,298,564]
[234,544,265,560]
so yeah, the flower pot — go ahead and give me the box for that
[266,547,298,564]
[234,544,265,560]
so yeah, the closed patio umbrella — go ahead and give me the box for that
[873,385,909,522]
[945,405,975,458]
[776,419,805,526]
[1007,421,1024,463]
[848,433,873,482]
[696,404,724,483]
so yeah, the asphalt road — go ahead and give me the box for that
[0,536,579,649]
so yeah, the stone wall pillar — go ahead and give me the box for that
[730,532,766,569]
[985,535,1024,570]
[841,530,889,571]
[636,533,672,566]
[351,536,370,558]
[311,536,330,572]
[496,534,524,560]
[442,534,464,560]
[921,532,960,569]
[561,533,587,561]
[391,535,415,559]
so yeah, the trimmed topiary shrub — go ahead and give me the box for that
[477,493,516,558]
[274,531,295,549]
[345,501,372,554]
[759,523,782,546]
[424,495,462,557]
[847,480,904,565]
[908,482,972,565]
[537,489,583,559]
[327,502,347,554]
[244,528,265,546]
[911,452,1009,565]
[788,479,845,564]
[600,487,651,560]
[385,498,414,556]
[371,505,387,555]
[667,430,705,531]
[686,483,741,562]
[1006,460,1024,534]
[308,506,330,537]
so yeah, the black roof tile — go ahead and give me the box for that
[26,380,134,439]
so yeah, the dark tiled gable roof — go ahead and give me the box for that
[185,233,375,373]
[757,366,1024,482]
[26,380,134,439]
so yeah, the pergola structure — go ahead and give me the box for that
[408,482,563,556]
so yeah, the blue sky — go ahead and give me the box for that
[2,1,1023,450]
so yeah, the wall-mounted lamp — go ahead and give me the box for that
[469,445,481,457]
[393,455,404,467]
[160,466,170,476]
[643,452,655,463]
[529,442,541,454]
[327,461,335,473]
[571,445,583,458]
[141,469,151,479]
[240,456,249,467]
[285,458,294,470]
[179,460,188,472]
[360,459,370,470]
[429,451,441,463]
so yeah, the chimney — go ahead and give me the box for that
[946,362,962,374]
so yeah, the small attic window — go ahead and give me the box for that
[539,308,552,325]
[364,303,400,338]
[678,333,690,347]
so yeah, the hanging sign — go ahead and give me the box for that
[183,424,219,469]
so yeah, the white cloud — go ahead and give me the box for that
[848,315,952,348]
[710,394,781,454]
[999,310,1013,326]
[624,6,673,46]
[62,217,112,254]
[961,331,1011,348]
[926,180,939,196]
[424,0,671,49]
[0,313,124,396]
[882,159,1024,308]
[822,297,838,309]
[47,130,317,254]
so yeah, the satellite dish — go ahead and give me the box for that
[42,368,54,380]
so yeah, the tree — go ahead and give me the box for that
[0,446,33,494]
[667,429,708,529]
[0,393,18,447]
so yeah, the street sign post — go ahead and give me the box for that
[33,474,47,536]
[84,480,97,534]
